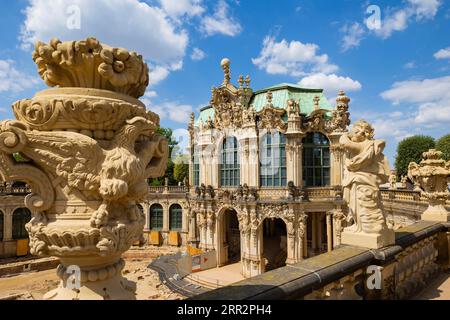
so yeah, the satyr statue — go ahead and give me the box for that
[0,37,168,299]
[339,120,394,248]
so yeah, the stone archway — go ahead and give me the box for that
[217,207,241,266]
[262,218,287,271]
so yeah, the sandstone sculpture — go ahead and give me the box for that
[340,120,395,249]
[408,149,450,222]
[0,37,168,299]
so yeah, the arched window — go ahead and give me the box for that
[260,131,287,187]
[0,211,4,241]
[193,145,200,186]
[220,137,240,187]
[150,204,163,230]
[12,208,31,240]
[169,204,183,231]
[302,132,330,187]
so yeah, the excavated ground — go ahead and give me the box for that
[0,246,185,300]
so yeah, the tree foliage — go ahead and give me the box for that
[436,134,450,161]
[174,162,189,184]
[395,135,435,177]
[148,127,188,186]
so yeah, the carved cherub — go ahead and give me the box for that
[339,120,391,234]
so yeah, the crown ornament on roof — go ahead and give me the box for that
[32,37,149,98]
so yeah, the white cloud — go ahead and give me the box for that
[200,0,242,37]
[415,101,450,124]
[0,59,39,93]
[434,47,450,59]
[20,0,188,85]
[378,75,450,137]
[380,76,450,105]
[191,47,206,61]
[148,65,171,87]
[252,36,338,77]
[373,0,441,39]
[341,0,441,50]
[140,90,158,106]
[147,102,193,124]
[298,73,362,97]
[409,0,441,20]
[340,22,365,52]
[158,0,205,18]
[403,61,416,69]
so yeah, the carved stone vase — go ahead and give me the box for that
[408,149,450,222]
[0,37,168,299]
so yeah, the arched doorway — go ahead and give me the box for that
[262,218,287,271]
[218,208,241,266]
[12,208,31,240]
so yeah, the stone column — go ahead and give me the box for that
[312,214,318,253]
[286,137,304,187]
[247,132,260,187]
[326,211,333,253]
[188,209,197,245]
[317,213,323,252]
[329,134,344,186]
[3,209,12,241]
[162,201,169,232]
[142,202,150,232]
[296,213,307,261]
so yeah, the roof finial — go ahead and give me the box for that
[238,75,244,89]
[336,90,350,108]
[245,75,251,88]
[221,58,231,86]
[313,95,320,110]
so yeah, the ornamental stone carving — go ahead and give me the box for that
[408,149,450,222]
[325,90,350,133]
[0,37,168,300]
[340,120,395,249]
[209,59,253,130]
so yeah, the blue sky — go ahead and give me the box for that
[0,0,449,165]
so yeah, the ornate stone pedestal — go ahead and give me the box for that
[408,149,450,222]
[0,37,168,300]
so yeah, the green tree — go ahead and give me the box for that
[395,135,435,177]
[174,162,189,184]
[436,134,450,160]
[148,127,179,186]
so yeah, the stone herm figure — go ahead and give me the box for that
[339,120,395,248]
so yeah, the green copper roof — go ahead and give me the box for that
[196,83,333,126]
[196,105,214,126]
[251,83,332,114]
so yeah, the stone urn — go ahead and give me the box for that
[0,37,168,299]
[408,149,450,222]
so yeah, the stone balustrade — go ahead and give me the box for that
[0,186,30,195]
[191,221,450,300]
